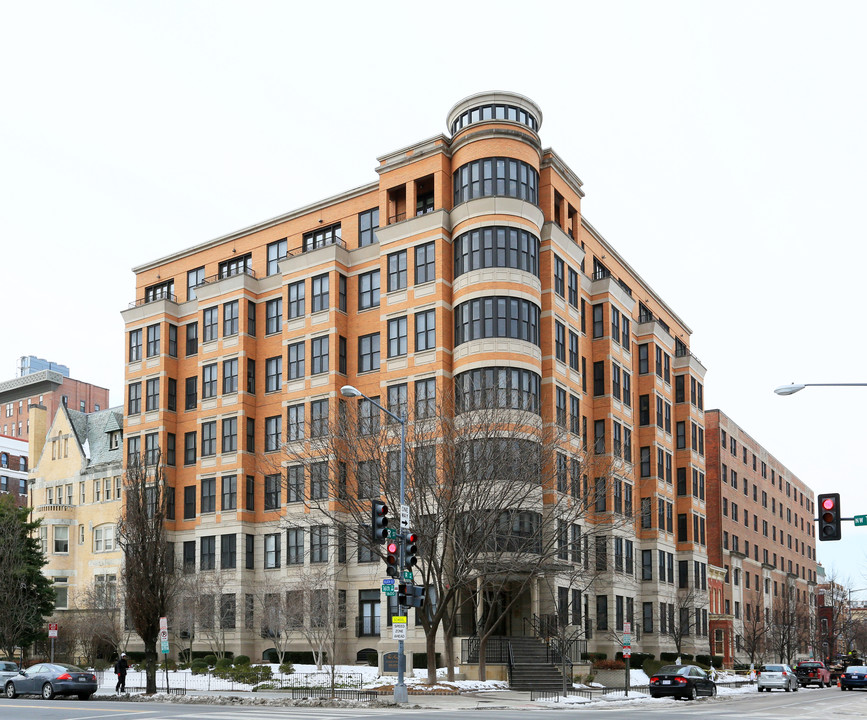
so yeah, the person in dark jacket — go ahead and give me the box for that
[114,653,129,693]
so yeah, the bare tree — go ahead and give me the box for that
[252,575,295,666]
[194,571,238,661]
[740,589,767,666]
[664,587,708,657]
[270,390,623,682]
[819,567,852,661]
[116,450,177,693]
[66,577,124,666]
[768,584,801,664]
[169,578,198,663]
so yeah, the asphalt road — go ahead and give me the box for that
[0,685,864,719]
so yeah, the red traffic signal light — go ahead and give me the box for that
[385,541,399,578]
[817,492,841,541]
[403,532,418,568]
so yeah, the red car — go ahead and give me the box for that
[795,661,831,687]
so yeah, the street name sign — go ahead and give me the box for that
[855,515,867,526]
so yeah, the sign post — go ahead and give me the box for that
[623,622,631,697]
[48,623,58,663]
[159,616,169,692]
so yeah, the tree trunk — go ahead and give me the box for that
[444,623,456,682]
[478,634,487,681]
[425,625,438,684]
[144,640,157,694]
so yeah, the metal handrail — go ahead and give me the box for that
[507,640,515,685]
[128,292,178,308]
[196,266,257,288]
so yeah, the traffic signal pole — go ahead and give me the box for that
[395,416,408,703]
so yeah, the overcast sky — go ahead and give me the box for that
[2,1,865,590]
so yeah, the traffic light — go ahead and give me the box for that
[397,583,426,609]
[371,500,389,544]
[385,540,400,578]
[403,532,419,569]
[818,493,841,541]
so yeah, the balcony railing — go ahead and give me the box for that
[387,212,406,225]
[590,269,633,298]
[196,266,257,289]
[128,292,178,308]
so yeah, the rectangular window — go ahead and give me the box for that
[264,474,281,510]
[267,238,287,275]
[184,431,196,465]
[287,341,305,379]
[311,336,329,375]
[202,363,218,399]
[568,331,579,370]
[310,398,329,438]
[287,403,305,441]
[311,461,328,499]
[358,269,380,309]
[593,361,605,396]
[185,322,198,356]
[287,465,304,503]
[555,321,566,362]
[221,417,237,453]
[201,421,217,456]
[200,477,216,514]
[222,358,238,395]
[358,333,380,372]
[311,525,329,563]
[303,222,341,251]
[555,386,567,428]
[129,329,142,362]
[146,323,160,357]
[387,250,407,291]
[568,267,578,307]
[415,378,436,419]
[128,382,141,415]
[264,533,281,569]
[638,344,648,374]
[415,241,435,284]
[185,376,197,410]
[203,307,218,343]
[388,317,407,358]
[221,475,237,511]
[287,280,304,319]
[287,528,304,565]
[265,416,281,452]
[554,255,564,297]
[415,309,436,352]
[358,207,379,247]
[311,273,329,312]
[167,324,178,357]
[223,300,239,336]
[266,297,283,333]
[388,383,408,422]
[265,356,282,392]
[592,304,604,338]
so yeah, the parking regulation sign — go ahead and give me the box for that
[48,623,58,638]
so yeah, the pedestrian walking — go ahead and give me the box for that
[114,652,129,694]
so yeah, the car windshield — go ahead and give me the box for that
[657,665,688,675]
[54,663,84,672]
[764,665,784,672]
[846,666,867,673]
[799,663,822,668]
[0,662,17,671]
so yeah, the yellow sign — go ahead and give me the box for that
[392,616,407,623]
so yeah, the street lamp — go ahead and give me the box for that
[339,384,408,704]
[774,382,867,396]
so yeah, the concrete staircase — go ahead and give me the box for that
[506,636,569,691]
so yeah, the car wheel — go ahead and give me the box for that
[5,682,17,699]
[78,693,92,700]
[42,682,55,700]
[688,686,697,701]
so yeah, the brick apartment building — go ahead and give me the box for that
[705,410,817,665]
[0,433,28,505]
[121,91,711,668]
[0,357,109,441]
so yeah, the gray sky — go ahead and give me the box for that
[2,1,865,590]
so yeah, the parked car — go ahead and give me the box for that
[0,661,19,685]
[795,660,831,687]
[757,663,799,692]
[4,662,97,700]
[839,665,867,691]
[649,664,717,700]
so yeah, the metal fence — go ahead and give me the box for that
[109,670,366,695]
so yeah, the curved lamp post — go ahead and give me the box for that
[774,383,867,396]
[340,384,408,703]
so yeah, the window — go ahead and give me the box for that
[358,269,380,309]
[183,486,196,520]
[453,157,539,205]
[302,222,341,251]
[387,383,408,421]
[311,273,329,312]
[311,525,329,563]
[221,475,237,511]
[264,474,281,510]
[203,307,218,342]
[223,300,239,336]
[185,377,197,410]
[593,361,605,396]
[265,416,281,452]
[198,477,216,515]
[415,378,436,419]
[555,321,566,362]
[223,358,238,394]
[358,396,381,435]
[387,250,407,291]
[145,432,159,464]
[221,417,237,453]
[184,431,196,465]
[185,322,198,355]
[454,296,541,346]
[311,335,329,375]
[568,267,579,307]
[553,255,564,297]
[146,324,160,357]
[311,461,328,499]
[453,226,539,277]
[287,465,304,502]
[415,241,435,284]
[266,297,283,333]
[556,387,567,427]
[358,207,379,247]
[265,356,282,392]
[93,525,114,552]
[358,333,380,372]
[202,363,218,399]
[638,344,648,374]
[287,528,304,564]
[187,266,204,300]
[200,536,216,570]
[129,329,142,362]
[592,304,604,338]
[128,382,141,415]
[264,533,281,569]
[267,238,287,275]
[287,403,305,441]
[287,341,305,379]
[201,421,217,456]
[388,317,407,358]
[415,309,435,352]
[310,398,329,438]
